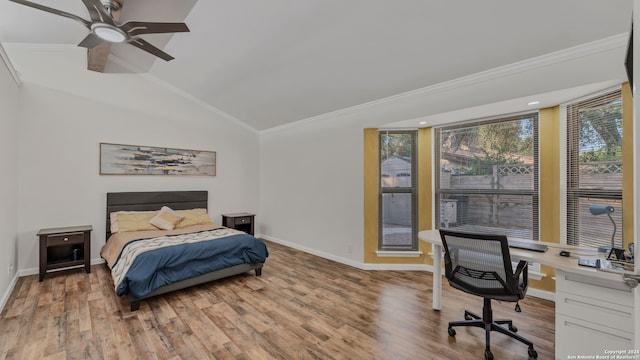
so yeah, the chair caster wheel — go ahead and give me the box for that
[528,347,538,358]
[448,327,456,336]
[484,350,493,360]
[509,324,517,332]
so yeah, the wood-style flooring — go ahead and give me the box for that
[0,240,555,359]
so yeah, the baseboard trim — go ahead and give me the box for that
[526,288,555,302]
[260,234,432,271]
[361,263,432,271]
[7,245,555,307]
[260,234,368,270]
[0,272,19,313]
[259,234,556,302]
[16,257,106,278]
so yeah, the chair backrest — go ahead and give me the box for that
[439,229,527,301]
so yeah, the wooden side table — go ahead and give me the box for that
[221,213,255,235]
[38,225,92,281]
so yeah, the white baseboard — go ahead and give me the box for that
[261,234,430,272]
[18,257,106,278]
[2,258,105,312]
[18,267,37,277]
[526,287,555,302]
[361,263,432,271]
[260,234,367,270]
[5,244,554,310]
[260,234,432,271]
[259,234,555,302]
[0,272,19,313]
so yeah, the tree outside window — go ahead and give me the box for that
[436,114,539,240]
[567,90,623,249]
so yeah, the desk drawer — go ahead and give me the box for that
[556,314,632,360]
[557,271,632,307]
[556,290,633,333]
[47,232,84,247]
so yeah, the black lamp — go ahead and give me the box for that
[589,204,623,260]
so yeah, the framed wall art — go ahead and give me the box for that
[100,143,216,176]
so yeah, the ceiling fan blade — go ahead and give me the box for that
[119,21,190,37]
[78,33,106,49]
[81,0,116,25]
[8,0,91,28]
[87,42,112,72]
[127,38,175,61]
[86,0,124,73]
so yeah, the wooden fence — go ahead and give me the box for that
[439,162,623,242]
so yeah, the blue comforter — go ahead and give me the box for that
[112,229,268,299]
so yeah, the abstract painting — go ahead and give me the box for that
[100,143,216,176]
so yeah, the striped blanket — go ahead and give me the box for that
[102,226,268,299]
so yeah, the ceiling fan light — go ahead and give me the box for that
[92,24,126,43]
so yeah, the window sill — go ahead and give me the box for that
[376,250,423,258]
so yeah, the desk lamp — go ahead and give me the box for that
[589,204,623,260]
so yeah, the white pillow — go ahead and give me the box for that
[149,206,185,231]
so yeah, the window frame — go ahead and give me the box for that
[434,112,540,240]
[378,130,418,251]
[565,88,623,248]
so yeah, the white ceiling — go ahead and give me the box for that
[0,0,633,130]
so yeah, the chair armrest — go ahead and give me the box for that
[514,260,527,276]
[514,260,528,289]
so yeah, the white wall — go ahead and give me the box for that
[16,80,260,274]
[259,36,629,265]
[259,119,365,264]
[0,50,20,307]
[4,34,633,281]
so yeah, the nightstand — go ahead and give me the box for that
[222,213,255,235]
[38,225,92,281]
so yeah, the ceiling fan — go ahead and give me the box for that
[9,0,190,72]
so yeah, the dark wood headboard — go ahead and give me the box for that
[106,191,208,240]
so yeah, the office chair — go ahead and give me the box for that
[439,230,537,360]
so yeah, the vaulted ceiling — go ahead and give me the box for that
[0,0,633,130]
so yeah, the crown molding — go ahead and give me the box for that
[0,42,21,86]
[263,33,628,134]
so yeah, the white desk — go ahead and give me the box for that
[418,229,635,360]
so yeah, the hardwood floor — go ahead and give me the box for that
[0,240,555,359]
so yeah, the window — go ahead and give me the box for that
[379,130,418,250]
[435,113,539,240]
[566,90,623,249]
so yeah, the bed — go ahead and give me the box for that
[100,191,268,311]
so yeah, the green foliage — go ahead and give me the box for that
[441,118,534,175]
[578,102,622,162]
[380,132,413,160]
[580,145,622,162]
[476,121,532,163]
